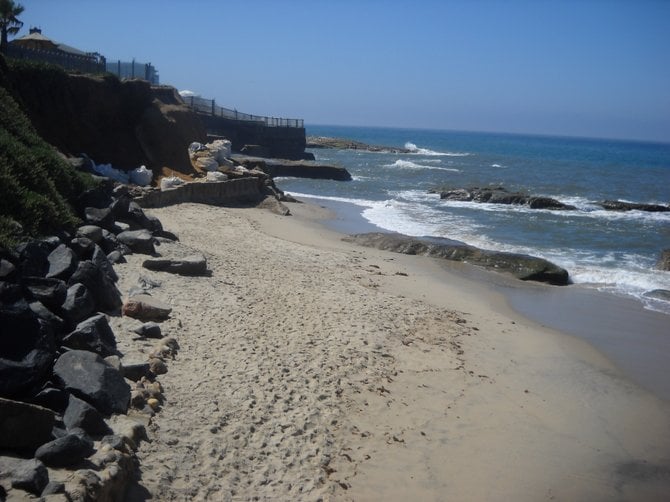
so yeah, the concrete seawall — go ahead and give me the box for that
[136,178,263,208]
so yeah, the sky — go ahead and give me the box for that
[14,0,670,143]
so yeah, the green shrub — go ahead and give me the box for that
[0,82,95,249]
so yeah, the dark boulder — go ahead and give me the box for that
[122,363,152,382]
[0,397,56,451]
[28,301,66,335]
[107,250,126,264]
[0,258,17,280]
[35,433,94,468]
[23,277,67,311]
[9,458,49,495]
[100,229,130,255]
[53,350,130,415]
[68,261,122,314]
[16,241,50,277]
[117,229,156,255]
[345,233,570,286]
[63,394,112,436]
[132,321,162,339]
[62,314,118,357]
[61,283,96,325]
[76,225,104,244]
[46,244,79,281]
[84,206,115,229]
[0,280,22,303]
[30,386,68,413]
[91,244,118,283]
[142,254,208,276]
[69,236,96,259]
[600,200,670,212]
[0,301,56,398]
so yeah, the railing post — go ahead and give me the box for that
[211,99,215,116]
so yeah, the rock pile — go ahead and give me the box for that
[0,181,184,500]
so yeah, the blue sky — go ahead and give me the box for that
[15,0,670,142]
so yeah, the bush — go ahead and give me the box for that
[0,82,95,249]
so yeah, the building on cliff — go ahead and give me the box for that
[8,27,105,73]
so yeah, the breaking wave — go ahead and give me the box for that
[404,142,470,157]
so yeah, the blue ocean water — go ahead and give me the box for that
[276,125,670,314]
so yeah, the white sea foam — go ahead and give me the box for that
[384,159,461,172]
[491,163,504,168]
[404,142,470,157]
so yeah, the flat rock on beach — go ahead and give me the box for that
[109,202,670,501]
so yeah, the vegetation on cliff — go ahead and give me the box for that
[0,55,94,248]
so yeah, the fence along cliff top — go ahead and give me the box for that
[182,94,304,129]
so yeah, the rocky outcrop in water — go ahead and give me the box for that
[599,200,670,212]
[306,136,411,153]
[435,187,576,210]
[231,154,353,181]
[345,233,570,285]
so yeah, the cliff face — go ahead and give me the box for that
[3,60,206,174]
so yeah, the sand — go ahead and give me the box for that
[110,201,670,501]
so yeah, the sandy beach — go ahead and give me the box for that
[110,200,670,501]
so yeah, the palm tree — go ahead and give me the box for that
[0,0,24,52]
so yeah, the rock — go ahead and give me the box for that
[109,195,131,220]
[35,433,94,467]
[41,480,66,496]
[148,357,167,376]
[107,250,126,264]
[657,249,670,271]
[120,201,164,234]
[122,363,151,382]
[0,397,56,450]
[231,154,353,181]
[346,233,570,285]
[84,206,115,229]
[438,186,576,210]
[17,240,50,277]
[30,387,68,413]
[116,229,155,255]
[132,321,162,339]
[10,458,49,495]
[100,229,131,256]
[62,314,118,358]
[142,254,208,276]
[29,301,66,335]
[0,281,22,303]
[0,301,56,398]
[122,294,172,321]
[53,350,131,416]
[68,261,122,314]
[63,394,112,436]
[92,244,119,283]
[68,237,95,259]
[0,258,17,280]
[61,283,96,325]
[76,225,103,243]
[600,200,670,212]
[23,277,67,311]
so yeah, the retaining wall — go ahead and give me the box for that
[136,178,262,208]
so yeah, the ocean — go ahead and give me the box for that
[276,124,670,315]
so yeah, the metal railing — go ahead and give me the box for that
[183,95,303,128]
